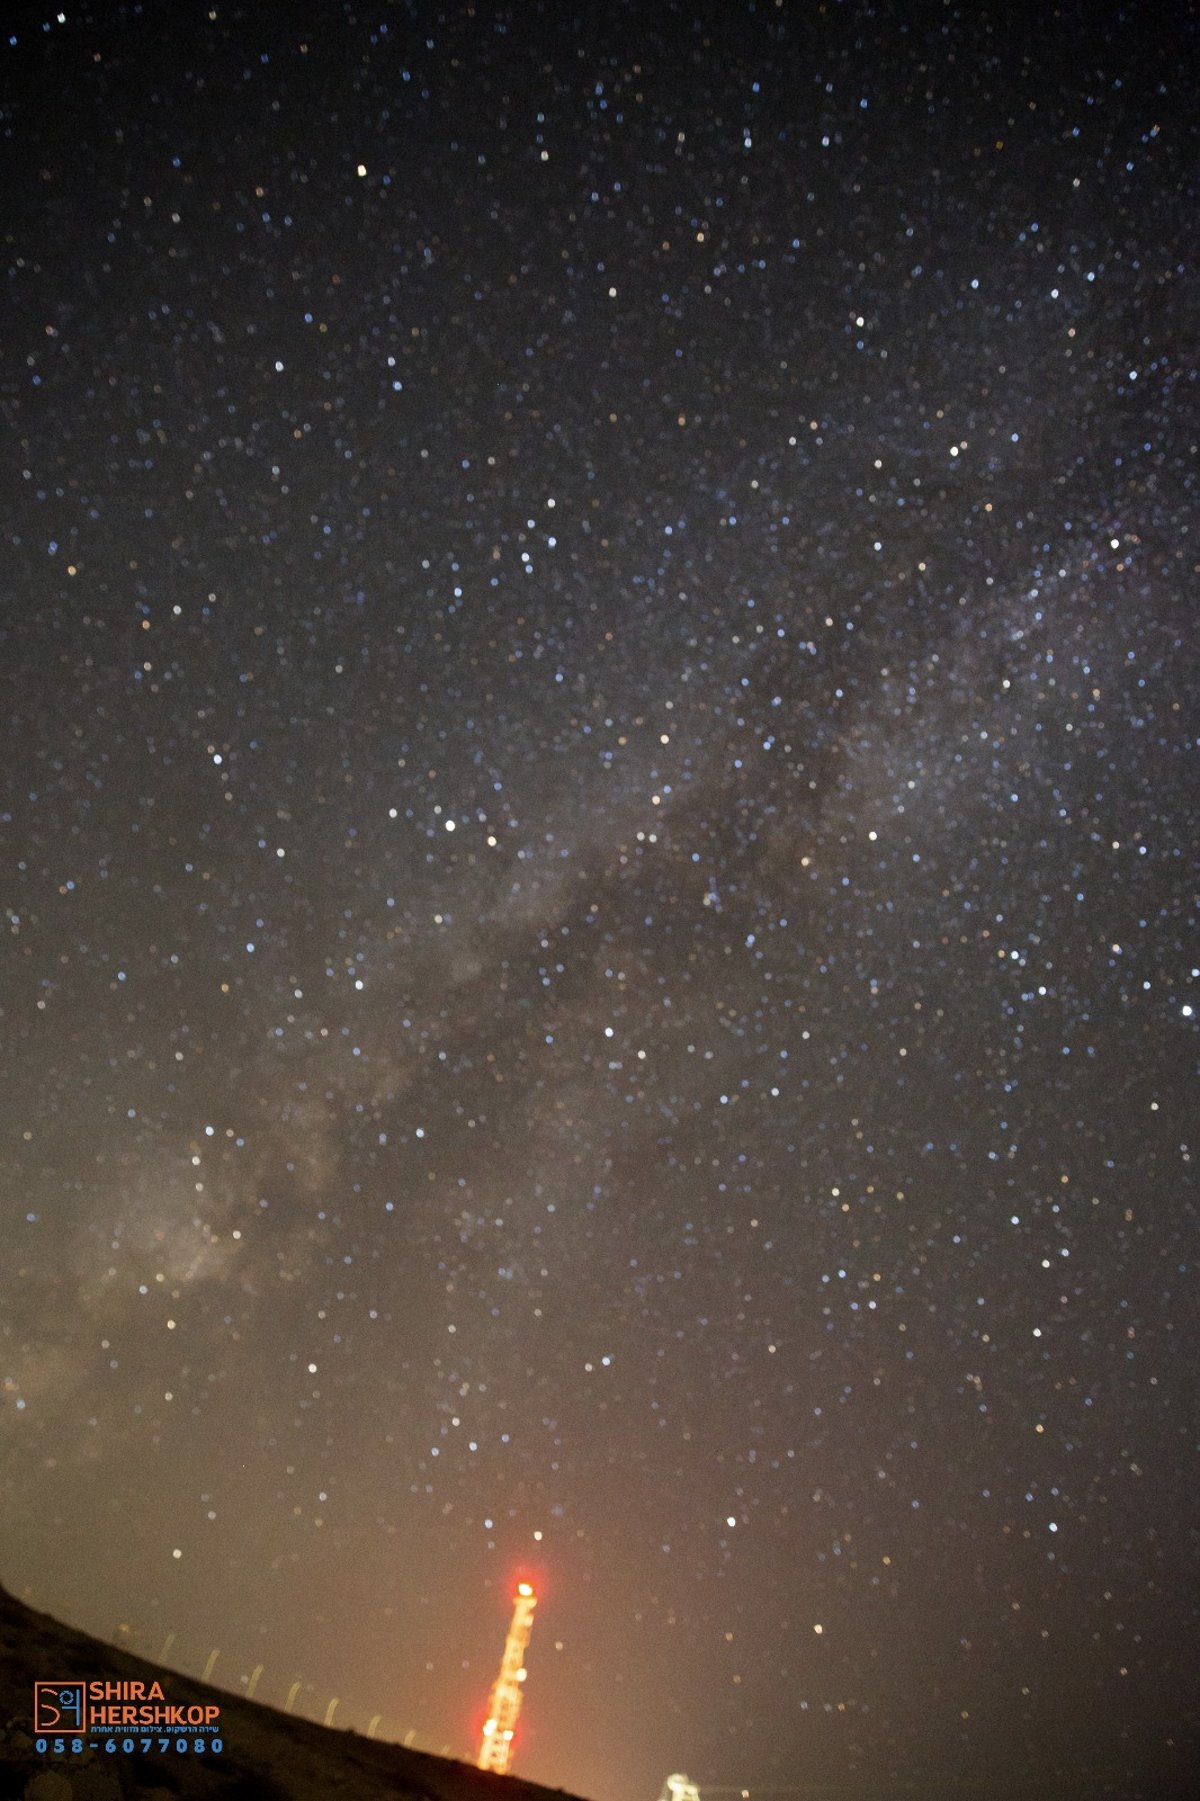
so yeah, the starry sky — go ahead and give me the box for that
[2,1,1197,1796]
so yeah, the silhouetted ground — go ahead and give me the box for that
[0,1583,587,1801]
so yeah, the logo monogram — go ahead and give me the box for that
[33,1683,86,1732]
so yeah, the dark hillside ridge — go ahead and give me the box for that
[0,1582,588,1801]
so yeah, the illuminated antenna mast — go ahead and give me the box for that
[477,1581,537,1773]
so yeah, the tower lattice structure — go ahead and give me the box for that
[477,1582,537,1773]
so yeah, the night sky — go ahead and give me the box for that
[2,2,1197,1797]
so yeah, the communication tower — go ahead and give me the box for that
[477,1581,537,1773]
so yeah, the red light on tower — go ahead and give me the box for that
[477,1582,538,1774]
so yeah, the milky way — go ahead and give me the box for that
[2,3,1197,1797]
